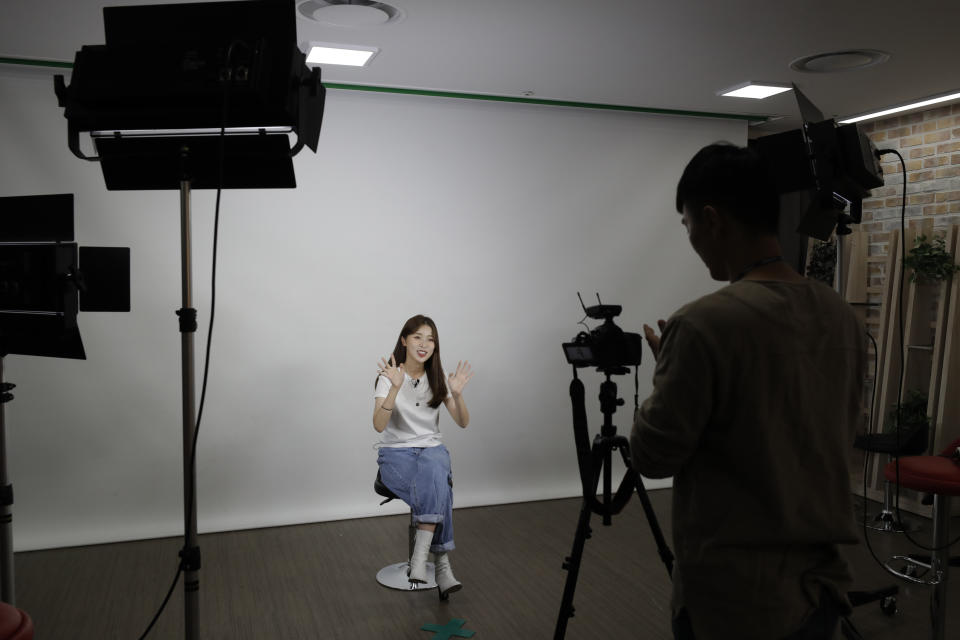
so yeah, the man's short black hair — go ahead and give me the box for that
[675,143,780,235]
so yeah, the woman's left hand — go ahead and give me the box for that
[447,360,474,395]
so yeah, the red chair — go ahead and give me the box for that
[0,601,33,640]
[883,436,960,640]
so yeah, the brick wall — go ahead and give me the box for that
[853,103,960,434]
[860,103,960,230]
[853,104,960,313]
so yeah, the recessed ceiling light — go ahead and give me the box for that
[791,50,889,73]
[306,44,378,67]
[839,90,960,124]
[719,82,792,99]
[297,0,404,27]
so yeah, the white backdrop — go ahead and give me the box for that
[1,66,745,551]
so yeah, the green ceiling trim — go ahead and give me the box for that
[0,56,764,122]
[0,56,72,69]
[324,83,763,122]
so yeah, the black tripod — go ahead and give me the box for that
[554,367,674,639]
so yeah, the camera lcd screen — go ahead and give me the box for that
[563,344,594,366]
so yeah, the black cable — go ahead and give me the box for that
[136,49,231,640]
[136,567,181,640]
[877,148,960,552]
[860,329,897,575]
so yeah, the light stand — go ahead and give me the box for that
[53,3,324,637]
[177,178,200,638]
[0,357,13,605]
[0,193,131,607]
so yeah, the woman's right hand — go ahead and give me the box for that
[378,354,405,388]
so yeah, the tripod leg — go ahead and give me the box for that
[632,472,674,578]
[554,501,592,640]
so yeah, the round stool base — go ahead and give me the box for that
[376,561,437,590]
[865,509,921,533]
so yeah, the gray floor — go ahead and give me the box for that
[11,490,960,639]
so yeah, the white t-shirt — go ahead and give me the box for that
[374,372,446,448]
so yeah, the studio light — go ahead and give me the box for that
[51,3,326,638]
[54,0,325,189]
[750,84,884,278]
[0,192,130,606]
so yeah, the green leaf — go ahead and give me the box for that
[903,233,960,284]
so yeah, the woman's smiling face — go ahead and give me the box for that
[402,324,435,366]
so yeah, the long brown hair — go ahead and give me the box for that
[380,314,448,409]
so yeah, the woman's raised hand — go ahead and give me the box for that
[447,360,474,395]
[378,354,405,388]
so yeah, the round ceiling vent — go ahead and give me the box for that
[790,49,890,73]
[297,1,404,27]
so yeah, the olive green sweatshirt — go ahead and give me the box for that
[631,279,866,640]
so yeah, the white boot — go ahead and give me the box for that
[433,552,462,598]
[408,529,434,583]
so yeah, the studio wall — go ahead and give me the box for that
[1,66,745,551]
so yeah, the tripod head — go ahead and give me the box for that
[567,371,635,517]
[597,370,628,437]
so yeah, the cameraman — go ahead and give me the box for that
[630,143,865,640]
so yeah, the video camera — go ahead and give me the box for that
[562,293,643,371]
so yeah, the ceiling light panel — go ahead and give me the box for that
[306,45,379,67]
[719,82,792,99]
[840,91,960,124]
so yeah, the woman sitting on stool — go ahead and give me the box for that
[373,314,473,598]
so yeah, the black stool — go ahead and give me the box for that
[854,424,928,532]
[840,426,928,622]
[374,470,436,591]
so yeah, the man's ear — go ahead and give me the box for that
[701,205,724,236]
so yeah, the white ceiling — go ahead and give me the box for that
[3,0,959,135]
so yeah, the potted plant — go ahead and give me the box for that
[904,234,960,284]
[884,390,930,450]
[806,238,836,286]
